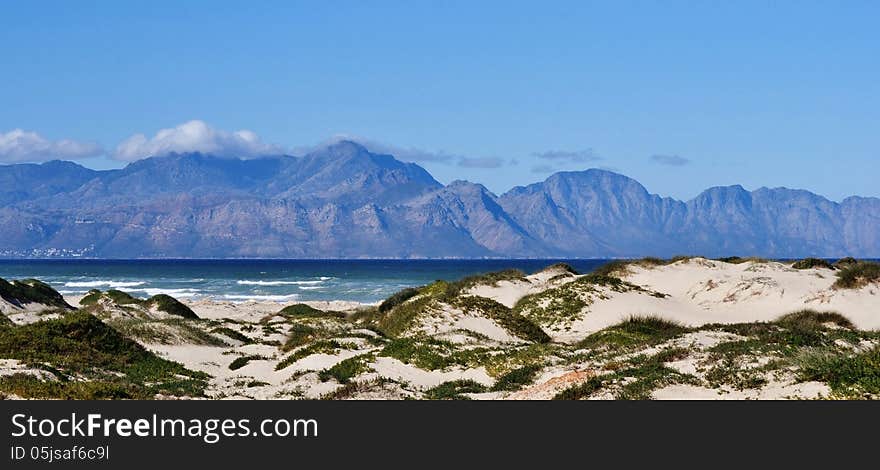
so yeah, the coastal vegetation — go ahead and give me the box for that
[80,289,199,319]
[1,256,878,400]
[0,310,208,399]
[833,260,880,289]
[0,278,72,309]
[791,258,835,270]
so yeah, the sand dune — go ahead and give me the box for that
[2,258,878,400]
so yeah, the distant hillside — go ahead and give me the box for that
[1,140,878,258]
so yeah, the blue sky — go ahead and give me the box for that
[1,1,878,201]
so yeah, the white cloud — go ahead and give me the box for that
[531,164,558,174]
[532,149,601,163]
[294,134,457,164]
[0,129,103,163]
[457,156,508,168]
[651,154,691,166]
[113,120,283,161]
[298,134,520,170]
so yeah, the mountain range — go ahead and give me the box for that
[1,140,878,258]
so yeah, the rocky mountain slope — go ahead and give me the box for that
[1,140,879,258]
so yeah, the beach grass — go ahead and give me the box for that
[833,261,880,289]
[0,310,208,399]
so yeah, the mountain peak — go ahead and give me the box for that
[310,139,370,158]
[0,149,878,258]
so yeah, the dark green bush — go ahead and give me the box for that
[578,315,688,350]
[424,379,488,399]
[275,303,344,320]
[491,364,542,392]
[791,258,834,270]
[318,355,372,384]
[797,347,880,398]
[210,326,252,344]
[454,296,550,343]
[834,257,859,267]
[281,323,319,351]
[834,261,880,289]
[775,310,854,330]
[378,287,421,313]
[544,263,579,275]
[145,294,199,319]
[0,278,72,309]
[229,355,264,371]
[0,311,207,398]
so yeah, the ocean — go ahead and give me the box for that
[0,259,611,304]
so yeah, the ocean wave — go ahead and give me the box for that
[236,279,328,286]
[297,286,323,290]
[64,280,146,288]
[222,294,301,302]
[132,288,202,298]
[236,280,301,286]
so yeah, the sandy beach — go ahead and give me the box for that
[2,257,878,400]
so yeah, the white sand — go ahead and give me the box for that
[652,382,831,400]
[22,258,875,400]
[465,258,879,343]
[369,356,494,389]
[623,258,879,330]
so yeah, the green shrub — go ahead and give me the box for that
[555,348,697,400]
[281,323,320,351]
[318,354,373,384]
[79,288,141,307]
[274,303,345,320]
[78,289,197,319]
[458,269,527,289]
[833,261,880,289]
[105,289,142,305]
[229,355,265,371]
[378,287,421,313]
[710,310,855,353]
[514,283,587,328]
[0,311,207,398]
[715,256,768,264]
[0,278,72,309]
[377,296,433,338]
[553,377,604,400]
[796,347,880,398]
[775,310,854,330]
[276,340,345,371]
[0,373,136,400]
[613,351,698,400]
[319,378,393,400]
[491,364,541,392]
[424,379,488,399]
[108,318,227,346]
[78,289,103,306]
[591,260,632,277]
[454,296,550,343]
[578,315,689,350]
[379,337,486,370]
[421,269,528,303]
[791,258,834,270]
[210,326,252,344]
[834,257,859,268]
[544,263,579,275]
[144,294,199,319]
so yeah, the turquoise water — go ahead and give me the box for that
[0,259,610,304]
